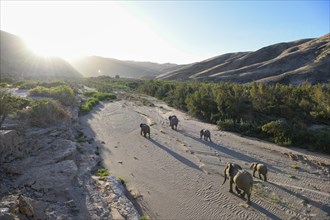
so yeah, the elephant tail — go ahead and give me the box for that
[222,169,227,185]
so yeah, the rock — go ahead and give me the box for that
[0,130,24,163]
[54,141,77,162]
[16,160,78,196]
[18,195,34,218]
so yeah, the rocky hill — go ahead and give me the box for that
[69,56,184,79]
[157,34,330,85]
[0,31,82,82]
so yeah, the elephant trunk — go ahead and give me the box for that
[222,169,227,185]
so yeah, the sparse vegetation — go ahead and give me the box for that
[117,177,125,185]
[29,85,75,106]
[270,192,281,204]
[288,175,297,179]
[291,164,300,170]
[19,99,70,127]
[140,215,150,220]
[0,89,31,127]
[80,91,116,115]
[302,199,309,205]
[96,168,110,180]
[252,185,266,196]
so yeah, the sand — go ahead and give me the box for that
[81,94,330,220]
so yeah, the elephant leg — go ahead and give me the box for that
[240,191,246,198]
[263,174,267,182]
[246,193,251,205]
[259,173,262,180]
[235,186,241,195]
[229,179,233,193]
[253,170,256,177]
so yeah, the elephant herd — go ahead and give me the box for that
[139,115,268,205]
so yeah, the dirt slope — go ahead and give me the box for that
[157,34,330,85]
[81,94,330,219]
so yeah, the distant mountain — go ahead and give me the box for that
[69,56,185,78]
[157,34,330,85]
[0,30,82,82]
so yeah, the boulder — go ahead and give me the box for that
[0,130,24,163]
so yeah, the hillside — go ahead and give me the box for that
[0,31,82,82]
[157,34,330,85]
[69,56,184,78]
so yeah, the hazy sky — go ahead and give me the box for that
[1,1,329,64]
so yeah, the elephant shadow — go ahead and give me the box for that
[149,139,203,172]
[228,190,281,220]
[268,181,330,214]
[182,132,282,173]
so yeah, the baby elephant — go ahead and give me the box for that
[250,163,268,182]
[222,162,253,205]
[168,115,179,130]
[200,129,212,142]
[140,123,150,138]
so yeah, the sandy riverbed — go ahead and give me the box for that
[81,94,330,220]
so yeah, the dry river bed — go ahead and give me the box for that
[81,95,330,220]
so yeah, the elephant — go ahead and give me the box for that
[200,129,212,142]
[168,115,179,130]
[250,162,268,182]
[222,162,253,205]
[140,123,150,138]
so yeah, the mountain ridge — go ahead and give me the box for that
[157,34,330,85]
[69,55,185,79]
[0,30,82,81]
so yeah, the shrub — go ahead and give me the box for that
[314,129,330,153]
[80,92,116,115]
[217,118,262,135]
[0,90,31,127]
[80,98,100,115]
[29,85,75,106]
[140,215,150,220]
[15,80,40,89]
[96,168,109,180]
[117,177,125,185]
[20,99,70,127]
[261,120,292,146]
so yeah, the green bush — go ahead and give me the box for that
[96,168,109,180]
[0,90,31,127]
[261,120,292,146]
[80,98,100,115]
[217,118,261,135]
[20,99,70,127]
[15,80,40,89]
[80,92,116,115]
[29,85,75,106]
[314,129,330,153]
